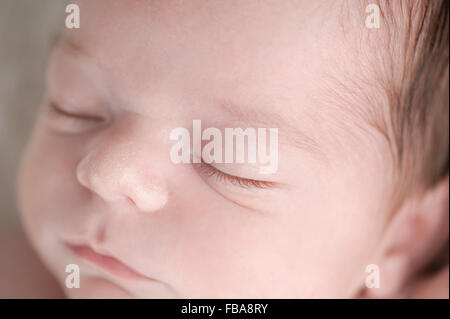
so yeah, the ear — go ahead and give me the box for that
[362,175,449,298]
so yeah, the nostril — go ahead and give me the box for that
[126,196,136,206]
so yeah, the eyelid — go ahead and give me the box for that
[50,101,105,122]
[194,162,275,189]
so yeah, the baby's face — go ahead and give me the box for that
[18,0,394,298]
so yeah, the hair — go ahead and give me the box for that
[338,0,449,202]
[378,0,449,198]
[371,0,449,272]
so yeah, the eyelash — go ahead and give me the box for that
[49,101,104,122]
[195,162,275,189]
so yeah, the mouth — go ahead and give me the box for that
[66,243,154,281]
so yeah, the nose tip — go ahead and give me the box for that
[124,180,168,212]
[76,150,168,213]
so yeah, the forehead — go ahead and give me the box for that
[64,0,350,113]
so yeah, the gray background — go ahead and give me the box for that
[0,0,66,235]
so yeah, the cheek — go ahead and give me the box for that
[278,175,388,297]
[167,206,303,297]
[17,127,82,239]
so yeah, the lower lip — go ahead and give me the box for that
[68,244,152,281]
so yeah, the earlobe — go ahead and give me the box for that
[361,175,449,298]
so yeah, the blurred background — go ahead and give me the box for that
[0,0,66,236]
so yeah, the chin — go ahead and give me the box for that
[64,277,134,299]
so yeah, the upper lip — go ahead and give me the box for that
[64,240,155,281]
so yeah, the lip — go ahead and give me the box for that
[65,243,154,281]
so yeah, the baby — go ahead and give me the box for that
[1,0,448,298]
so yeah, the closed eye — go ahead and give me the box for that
[50,101,104,122]
[194,162,275,189]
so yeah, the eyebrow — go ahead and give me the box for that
[52,34,104,70]
[51,33,81,56]
[59,38,86,56]
[217,100,328,162]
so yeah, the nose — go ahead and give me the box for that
[76,139,168,213]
